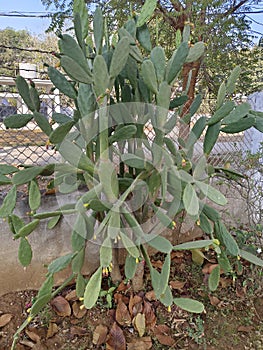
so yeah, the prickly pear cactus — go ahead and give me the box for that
[1,1,263,347]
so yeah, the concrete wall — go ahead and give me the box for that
[0,184,249,296]
[0,192,100,296]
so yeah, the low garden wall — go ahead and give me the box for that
[0,185,250,296]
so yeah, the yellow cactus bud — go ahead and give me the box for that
[79,304,86,310]
[26,308,31,313]
[196,219,201,226]
[27,316,32,322]
[167,306,171,312]
[136,258,140,264]
[79,297,84,301]
[172,221,176,228]
[213,239,220,246]
[83,203,89,208]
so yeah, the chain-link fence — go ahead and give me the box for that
[0,77,256,169]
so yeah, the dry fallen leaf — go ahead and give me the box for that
[0,313,13,328]
[171,251,184,259]
[129,294,143,317]
[153,324,174,346]
[202,263,219,274]
[203,263,224,275]
[92,324,108,345]
[127,336,152,350]
[220,277,232,288]
[208,295,221,306]
[237,325,254,333]
[70,326,88,336]
[151,260,163,269]
[116,281,130,292]
[72,301,87,319]
[143,301,156,330]
[155,333,175,346]
[145,290,156,301]
[116,298,132,326]
[65,289,78,301]
[133,313,146,337]
[114,293,129,305]
[51,296,71,317]
[46,322,58,339]
[153,324,171,336]
[25,329,41,343]
[106,322,126,350]
[19,340,35,348]
[45,188,57,195]
[170,280,186,290]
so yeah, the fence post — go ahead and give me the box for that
[246,91,263,154]
[54,88,61,114]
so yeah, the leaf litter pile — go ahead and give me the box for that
[0,250,262,350]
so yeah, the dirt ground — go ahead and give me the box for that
[0,128,47,147]
[0,251,262,350]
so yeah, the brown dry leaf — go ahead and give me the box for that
[145,290,156,301]
[171,251,184,259]
[65,289,77,301]
[202,263,220,274]
[220,277,232,288]
[70,318,81,325]
[127,336,152,350]
[25,329,41,343]
[19,340,35,348]
[237,325,254,333]
[46,322,58,338]
[151,260,163,269]
[133,313,146,337]
[143,301,156,330]
[50,296,71,317]
[209,295,221,306]
[155,334,175,346]
[129,294,143,317]
[106,322,126,350]
[116,299,132,326]
[116,281,130,292]
[114,293,129,305]
[45,188,57,195]
[72,301,87,319]
[70,326,88,336]
[153,324,171,336]
[28,326,46,339]
[170,280,186,290]
[0,313,13,328]
[16,345,27,350]
[92,324,108,346]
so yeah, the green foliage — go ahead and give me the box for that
[2,6,263,346]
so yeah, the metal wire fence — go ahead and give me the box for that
[0,77,255,169]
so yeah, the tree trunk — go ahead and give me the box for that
[179,60,202,142]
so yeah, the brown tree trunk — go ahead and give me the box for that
[179,60,202,142]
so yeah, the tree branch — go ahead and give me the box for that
[222,0,250,17]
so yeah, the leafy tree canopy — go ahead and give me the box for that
[0,28,58,79]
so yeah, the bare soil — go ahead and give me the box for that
[0,251,262,350]
[0,129,47,147]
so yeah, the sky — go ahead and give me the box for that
[0,0,52,35]
[0,0,262,41]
